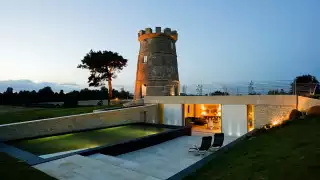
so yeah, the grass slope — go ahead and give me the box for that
[185,116,320,180]
[0,152,56,180]
[0,105,117,125]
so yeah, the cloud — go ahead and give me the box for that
[0,80,81,93]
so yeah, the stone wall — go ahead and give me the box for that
[134,27,180,99]
[298,96,320,111]
[0,105,159,141]
[254,104,296,128]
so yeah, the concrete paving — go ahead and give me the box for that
[34,155,160,180]
[33,133,238,180]
[117,134,238,179]
[89,154,168,180]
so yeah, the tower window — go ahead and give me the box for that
[143,56,148,63]
[171,42,174,49]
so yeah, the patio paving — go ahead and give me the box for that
[117,133,238,179]
[33,132,238,180]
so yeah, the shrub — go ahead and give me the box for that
[307,106,320,116]
[289,109,302,120]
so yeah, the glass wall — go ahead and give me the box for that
[184,104,222,133]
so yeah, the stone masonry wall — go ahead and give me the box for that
[254,104,296,128]
[134,27,180,99]
[298,96,320,111]
[0,105,159,141]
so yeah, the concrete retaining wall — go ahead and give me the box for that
[0,105,159,141]
[144,95,296,105]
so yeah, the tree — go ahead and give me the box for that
[77,50,128,105]
[268,89,279,95]
[291,74,319,95]
[4,87,13,94]
[0,85,132,106]
[210,91,229,96]
[38,86,54,102]
[64,90,79,108]
[268,89,287,95]
[119,88,130,99]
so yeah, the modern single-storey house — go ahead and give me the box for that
[143,95,320,137]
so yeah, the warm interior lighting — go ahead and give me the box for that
[217,104,221,116]
[200,104,206,115]
[201,104,205,111]
[247,104,254,131]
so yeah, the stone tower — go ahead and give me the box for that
[134,27,180,99]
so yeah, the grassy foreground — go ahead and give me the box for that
[0,152,56,180]
[0,105,118,125]
[185,116,320,180]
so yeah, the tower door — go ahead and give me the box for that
[141,84,147,97]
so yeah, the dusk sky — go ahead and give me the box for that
[0,0,319,92]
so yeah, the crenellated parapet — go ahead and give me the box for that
[138,27,178,42]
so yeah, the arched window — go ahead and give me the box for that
[141,84,147,97]
[143,56,148,64]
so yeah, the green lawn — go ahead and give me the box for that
[0,105,118,125]
[185,116,320,180]
[0,152,56,180]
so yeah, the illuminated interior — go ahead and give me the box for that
[247,104,254,131]
[184,104,222,133]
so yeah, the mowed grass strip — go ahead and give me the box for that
[185,116,320,180]
[0,105,117,125]
[0,152,56,180]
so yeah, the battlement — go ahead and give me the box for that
[138,27,178,42]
